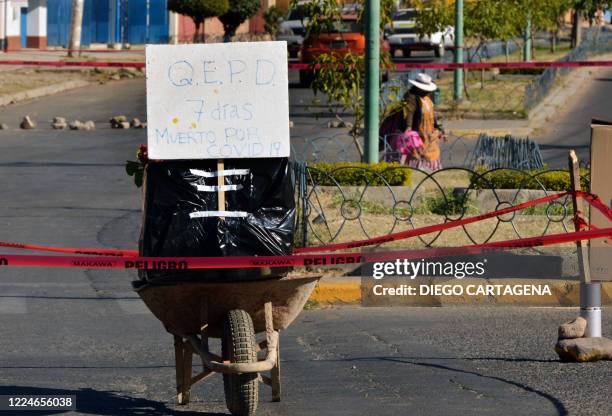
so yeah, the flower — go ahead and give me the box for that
[137,144,148,164]
[126,144,148,188]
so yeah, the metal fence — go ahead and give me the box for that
[382,28,612,120]
[290,133,542,169]
[291,133,476,166]
[293,164,587,251]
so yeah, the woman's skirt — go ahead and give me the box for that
[407,158,443,171]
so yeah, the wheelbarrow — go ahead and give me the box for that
[134,273,320,416]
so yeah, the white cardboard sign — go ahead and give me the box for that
[146,42,289,160]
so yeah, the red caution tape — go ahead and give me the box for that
[287,60,612,71]
[0,241,137,257]
[1,60,610,71]
[0,228,610,270]
[577,191,612,222]
[0,60,145,69]
[2,190,610,259]
[0,191,570,257]
[295,192,571,253]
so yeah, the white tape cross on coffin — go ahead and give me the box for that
[193,184,243,192]
[189,211,248,218]
[190,169,250,178]
[189,169,250,218]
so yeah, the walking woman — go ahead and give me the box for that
[380,73,444,170]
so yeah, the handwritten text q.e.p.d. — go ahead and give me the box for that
[145,42,290,160]
[167,59,278,87]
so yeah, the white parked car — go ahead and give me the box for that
[385,8,454,58]
[277,3,309,59]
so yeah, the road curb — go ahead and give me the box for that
[310,278,612,306]
[448,127,534,138]
[0,80,91,107]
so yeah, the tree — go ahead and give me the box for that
[571,0,609,47]
[264,6,284,37]
[296,0,396,159]
[68,0,85,57]
[416,0,577,59]
[416,0,518,59]
[168,0,229,42]
[219,0,262,42]
[534,0,572,52]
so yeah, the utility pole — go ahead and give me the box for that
[453,0,463,102]
[364,0,380,164]
[523,11,532,61]
[68,0,84,57]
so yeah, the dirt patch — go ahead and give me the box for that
[0,67,144,97]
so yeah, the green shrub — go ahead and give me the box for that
[417,190,478,216]
[470,168,590,191]
[264,6,283,37]
[307,162,411,186]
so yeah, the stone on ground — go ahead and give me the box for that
[69,120,83,130]
[69,120,96,131]
[0,123,8,130]
[20,116,36,130]
[110,115,129,129]
[52,117,68,130]
[558,316,587,340]
[130,118,142,128]
[555,337,612,362]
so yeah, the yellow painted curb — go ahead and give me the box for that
[310,279,612,306]
[310,281,361,304]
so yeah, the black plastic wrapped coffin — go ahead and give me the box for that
[139,158,295,284]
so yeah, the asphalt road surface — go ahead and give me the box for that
[534,67,612,168]
[0,76,610,416]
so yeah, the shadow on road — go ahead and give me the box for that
[0,386,225,416]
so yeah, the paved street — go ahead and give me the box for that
[534,67,612,167]
[0,71,611,416]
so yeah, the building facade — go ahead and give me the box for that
[0,0,272,51]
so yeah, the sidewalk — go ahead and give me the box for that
[0,49,145,108]
[0,48,144,63]
[444,53,612,139]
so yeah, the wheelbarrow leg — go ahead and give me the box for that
[271,335,281,402]
[173,335,193,405]
[265,301,281,402]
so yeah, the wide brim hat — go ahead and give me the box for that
[409,73,437,92]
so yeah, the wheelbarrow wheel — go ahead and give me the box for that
[222,309,258,416]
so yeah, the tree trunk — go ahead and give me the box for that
[505,39,510,63]
[550,30,557,53]
[224,25,238,43]
[68,0,85,57]
[571,10,582,48]
[193,21,200,43]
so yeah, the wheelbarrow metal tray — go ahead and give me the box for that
[135,274,320,338]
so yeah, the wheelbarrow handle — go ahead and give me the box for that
[187,332,279,375]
